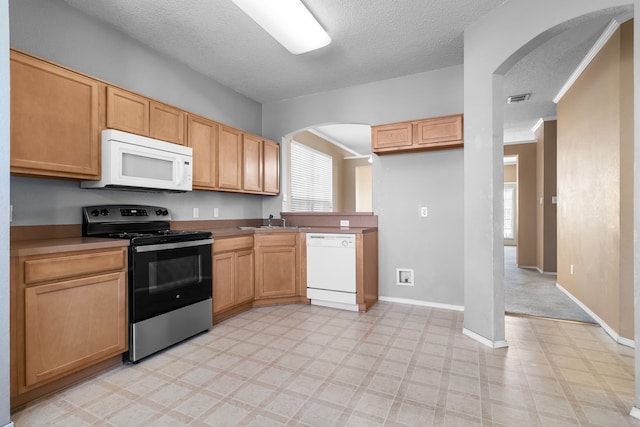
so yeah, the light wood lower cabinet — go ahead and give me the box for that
[24,272,126,387]
[11,247,128,408]
[212,236,254,322]
[254,233,307,306]
[10,50,101,179]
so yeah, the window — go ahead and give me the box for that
[290,141,333,212]
[504,183,516,240]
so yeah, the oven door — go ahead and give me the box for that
[130,239,212,323]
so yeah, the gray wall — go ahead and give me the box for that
[373,150,464,305]
[1,2,11,425]
[263,65,465,306]
[9,0,269,224]
[10,177,266,225]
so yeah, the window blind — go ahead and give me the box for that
[290,141,333,212]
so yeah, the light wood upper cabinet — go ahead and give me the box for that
[150,101,186,145]
[10,50,100,179]
[187,114,219,189]
[371,122,413,152]
[263,140,280,195]
[106,86,150,136]
[218,126,243,191]
[106,87,186,145]
[415,114,463,148]
[243,133,263,193]
[10,49,280,192]
[371,114,463,155]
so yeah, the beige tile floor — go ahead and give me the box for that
[11,302,640,426]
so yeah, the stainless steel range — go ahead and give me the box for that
[82,204,213,362]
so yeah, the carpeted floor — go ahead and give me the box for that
[504,246,597,324]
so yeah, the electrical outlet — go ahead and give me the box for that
[213,208,219,218]
[193,207,199,218]
[340,219,350,228]
[420,207,428,217]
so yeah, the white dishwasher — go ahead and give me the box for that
[306,233,358,311]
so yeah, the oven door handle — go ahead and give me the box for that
[133,238,213,253]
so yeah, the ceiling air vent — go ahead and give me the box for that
[507,93,531,104]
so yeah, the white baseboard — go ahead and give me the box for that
[463,328,508,349]
[378,296,464,312]
[630,406,640,420]
[534,267,558,275]
[556,283,635,348]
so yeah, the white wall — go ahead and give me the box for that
[1,1,11,424]
[9,0,269,224]
[263,65,465,306]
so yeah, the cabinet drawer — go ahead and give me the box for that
[24,249,126,285]
[213,236,254,253]
[255,233,297,247]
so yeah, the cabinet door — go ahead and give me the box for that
[106,86,150,136]
[415,114,463,148]
[218,126,243,190]
[256,246,297,298]
[23,272,126,388]
[150,101,185,145]
[212,252,235,313]
[371,122,412,153]
[263,140,280,194]
[10,51,100,179]
[243,134,263,192]
[235,249,255,304]
[187,114,218,189]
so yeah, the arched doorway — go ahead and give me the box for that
[462,0,638,416]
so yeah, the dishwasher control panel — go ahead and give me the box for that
[306,233,356,248]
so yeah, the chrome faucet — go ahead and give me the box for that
[282,218,286,228]
[268,214,274,227]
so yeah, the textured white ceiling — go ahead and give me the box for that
[61,0,631,152]
[61,0,506,103]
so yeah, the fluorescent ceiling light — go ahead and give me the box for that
[232,0,331,55]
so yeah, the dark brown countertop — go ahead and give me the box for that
[11,237,130,257]
[206,226,377,239]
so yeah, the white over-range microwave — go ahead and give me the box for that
[81,129,193,192]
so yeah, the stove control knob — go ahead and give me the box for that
[100,209,109,216]
[162,209,169,216]
[155,209,162,216]
[90,209,100,217]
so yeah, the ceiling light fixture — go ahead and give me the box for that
[232,0,331,55]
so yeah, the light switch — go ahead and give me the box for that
[551,196,557,204]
